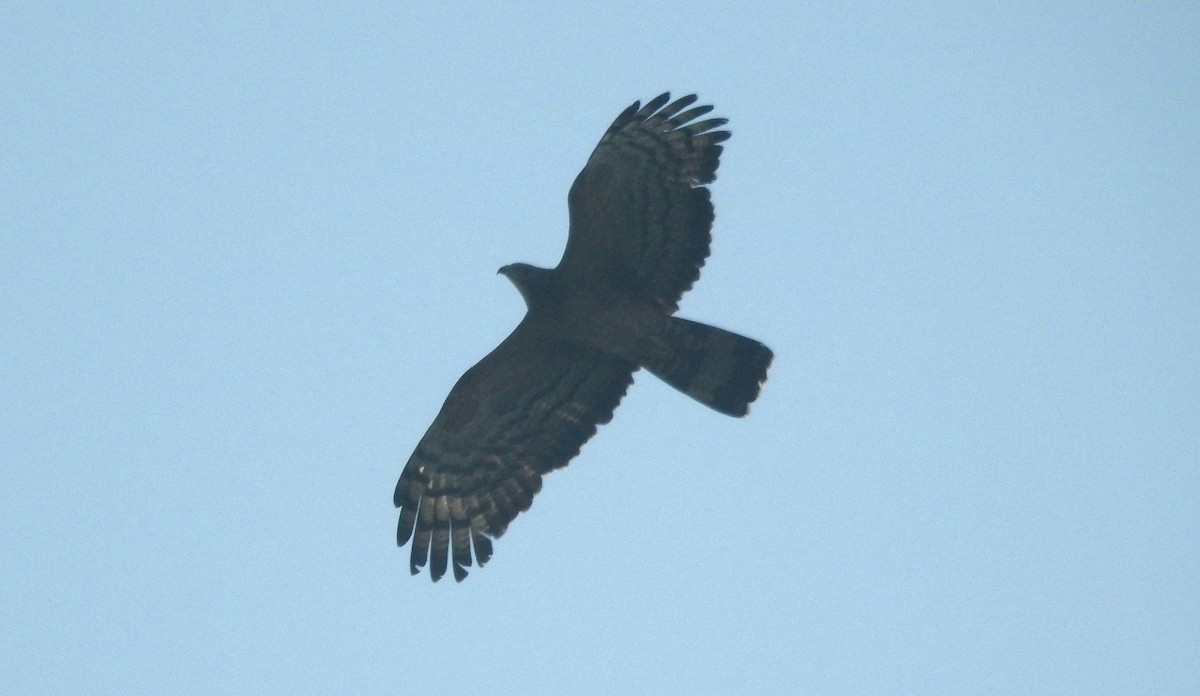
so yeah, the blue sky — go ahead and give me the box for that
[3,3,1197,694]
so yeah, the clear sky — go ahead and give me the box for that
[3,3,1197,694]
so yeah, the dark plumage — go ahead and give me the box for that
[395,94,772,581]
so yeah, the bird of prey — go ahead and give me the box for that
[395,93,773,581]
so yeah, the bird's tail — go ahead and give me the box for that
[641,317,773,417]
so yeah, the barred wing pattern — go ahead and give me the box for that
[394,320,635,581]
[560,93,730,312]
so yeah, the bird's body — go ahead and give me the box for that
[395,94,772,581]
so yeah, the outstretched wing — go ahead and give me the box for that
[395,320,635,582]
[558,93,730,312]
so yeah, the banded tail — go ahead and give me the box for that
[642,316,772,416]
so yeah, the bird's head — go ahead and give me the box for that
[498,262,554,308]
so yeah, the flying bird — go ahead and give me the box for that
[395,93,773,581]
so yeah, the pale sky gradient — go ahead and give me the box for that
[3,3,1197,694]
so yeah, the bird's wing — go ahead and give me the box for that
[558,93,730,312]
[395,319,635,581]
